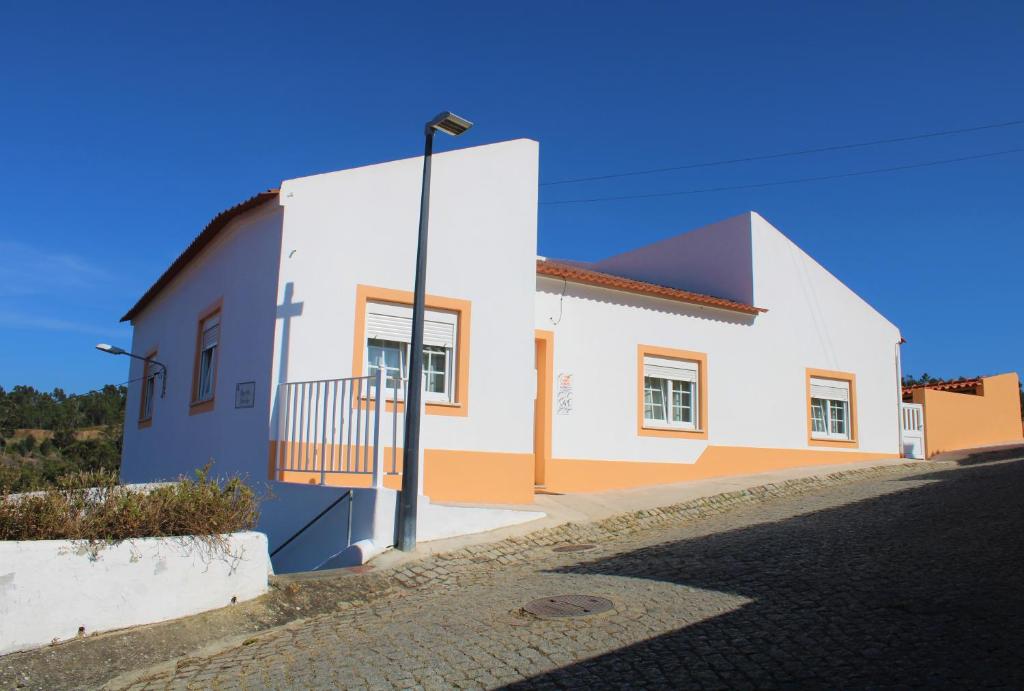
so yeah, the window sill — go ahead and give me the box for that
[643,423,699,433]
[639,423,707,439]
[356,398,466,416]
[359,394,457,406]
[809,435,858,447]
[189,398,215,415]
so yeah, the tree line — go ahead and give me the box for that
[0,384,125,434]
[0,385,127,492]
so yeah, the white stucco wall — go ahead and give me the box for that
[593,213,755,305]
[120,201,284,484]
[748,212,902,453]
[119,140,539,570]
[272,138,539,456]
[0,532,270,655]
[536,211,902,463]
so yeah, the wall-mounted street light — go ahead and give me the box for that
[95,344,168,397]
[397,111,474,553]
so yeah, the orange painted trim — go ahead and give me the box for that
[805,368,859,448]
[545,446,900,494]
[636,344,709,440]
[534,330,554,486]
[189,297,223,416]
[137,346,158,429]
[424,450,534,504]
[268,441,533,504]
[268,441,404,490]
[350,285,472,417]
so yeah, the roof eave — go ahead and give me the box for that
[536,261,765,316]
[120,190,280,323]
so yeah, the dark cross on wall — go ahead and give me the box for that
[276,282,303,385]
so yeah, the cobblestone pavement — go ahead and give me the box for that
[114,459,1024,687]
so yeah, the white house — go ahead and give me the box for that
[118,138,905,570]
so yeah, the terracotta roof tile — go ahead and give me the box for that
[121,190,279,322]
[536,259,765,315]
[902,377,983,397]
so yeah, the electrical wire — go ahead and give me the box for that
[541,147,1024,206]
[540,118,1024,186]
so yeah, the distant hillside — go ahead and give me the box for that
[0,385,126,492]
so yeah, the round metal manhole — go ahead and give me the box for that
[523,595,614,618]
[552,544,597,553]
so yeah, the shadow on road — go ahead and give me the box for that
[949,445,1024,466]
[508,459,1024,689]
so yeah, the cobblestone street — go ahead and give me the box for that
[115,457,1023,689]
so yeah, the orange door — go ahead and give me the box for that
[533,331,553,487]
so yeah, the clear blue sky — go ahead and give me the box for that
[1,1,1021,394]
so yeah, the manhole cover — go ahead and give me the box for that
[552,544,597,553]
[523,595,614,618]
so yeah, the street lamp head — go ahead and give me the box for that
[95,343,127,355]
[426,111,473,137]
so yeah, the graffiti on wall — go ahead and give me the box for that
[556,372,573,415]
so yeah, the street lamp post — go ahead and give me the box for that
[397,111,473,552]
[95,343,168,397]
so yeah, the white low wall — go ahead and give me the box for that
[0,531,271,655]
[418,498,545,542]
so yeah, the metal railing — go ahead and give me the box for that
[272,364,403,487]
[270,489,353,558]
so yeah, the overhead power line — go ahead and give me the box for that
[540,148,1024,206]
[541,118,1024,186]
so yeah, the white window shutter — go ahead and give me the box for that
[644,355,698,382]
[366,312,411,343]
[202,323,219,349]
[366,302,457,347]
[810,377,850,402]
[422,319,455,348]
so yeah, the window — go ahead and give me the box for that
[809,376,851,440]
[139,349,158,426]
[367,339,406,390]
[642,355,699,431]
[364,301,458,403]
[191,309,220,410]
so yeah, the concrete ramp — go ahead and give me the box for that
[417,497,545,542]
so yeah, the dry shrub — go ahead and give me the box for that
[0,465,259,543]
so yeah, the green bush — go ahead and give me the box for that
[0,466,259,542]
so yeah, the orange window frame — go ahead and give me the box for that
[636,344,709,439]
[351,284,471,417]
[190,298,223,416]
[806,367,858,447]
[137,347,158,429]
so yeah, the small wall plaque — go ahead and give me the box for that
[235,382,255,409]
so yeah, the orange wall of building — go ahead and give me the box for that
[912,373,1024,458]
[271,438,898,504]
[270,442,535,505]
[544,446,898,494]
